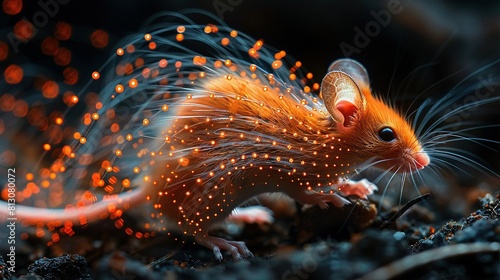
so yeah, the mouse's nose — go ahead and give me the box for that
[415,152,430,169]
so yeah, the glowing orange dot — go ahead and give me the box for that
[295,61,302,67]
[159,59,168,68]
[230,30,238,37]
[55,117,63,125]
[4,64,23,84]
[42,80,59,99]
[90,29,108,48]
[249,64,257,72]
[116,48,124,55]
[272,60,283,69]
[122,179,131,188]
[2,0,22,15]
[26,173,34,181]
[106,109,115,119]
[51,233,60,243]
[123,63,133,75]
[110,123,120,133]
[193,56,207,65]
[53,47,71,66]
[221,37,230,46]
[63,67,78,85]
[248,48,259,58]
[54,22,72,41]
[91,113,99,120]
[83,114,91,125]
[0,41,8,61]
[36,228,45,238]
[13,19,33,41]
[43,144,51,151]
[214,60,222,68]
[140,67,150,78]
[176,26,185,33]
[142,118,149,126]
[12,100,27,117]
[254,40,263,50]
[176,34,184,41]
[62,146,71,155]
[115,84,124,93]
[92,71,100,80]
[40,36,59,56]
[144,33,152,41]
[134,58,144,68]
[204,26,212,33]
[73,132,81,139]
[101,160,111,169]
[275,50,286,59]
[289,73,297,81]
[126,45,135,53]
[306,72,313,79]
[128,78,138,88]
[79,137,87,144]
[148,42,156,50]
[175,61,182,68]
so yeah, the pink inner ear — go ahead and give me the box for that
[336,100,357,127]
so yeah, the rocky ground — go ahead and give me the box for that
[1,180,498,280]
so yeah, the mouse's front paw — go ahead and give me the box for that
[336,178,378,199]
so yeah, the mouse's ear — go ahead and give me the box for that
[328,58,370,91]
[321,71,367,127]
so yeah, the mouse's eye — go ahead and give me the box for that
[378,127,396,142]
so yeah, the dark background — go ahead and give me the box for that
[1,0,499,180]
[2,0,499,90]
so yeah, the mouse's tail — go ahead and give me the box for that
[0,187,147,225]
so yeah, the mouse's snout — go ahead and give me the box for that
[415,151,430,170]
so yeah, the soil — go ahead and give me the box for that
[2,188,499,280]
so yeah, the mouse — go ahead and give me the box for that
[0,16,432,261]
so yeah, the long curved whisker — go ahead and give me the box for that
[378,165,401,213]
[424,135,499,152]
[420,96,500,137]
[353,158,395,175]
[421,123,500,141]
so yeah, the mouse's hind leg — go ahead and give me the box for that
[194,234,254,261]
